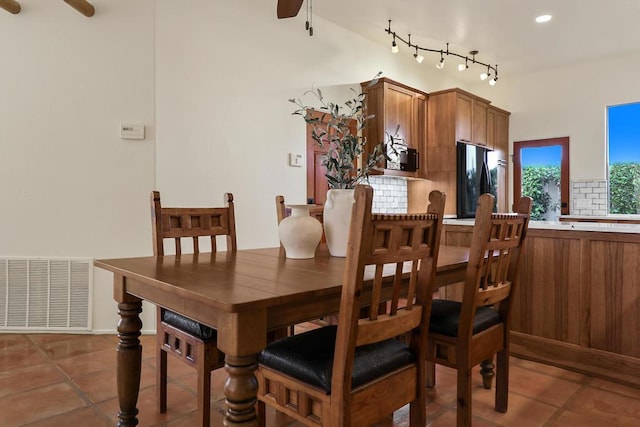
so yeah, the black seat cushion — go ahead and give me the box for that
[161,309,217,341]
[258,325,414,394]
[429,299,501,337]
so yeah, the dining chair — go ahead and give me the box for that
[150,190,237,427]
[257,185,446,426]
[426,193,532,427]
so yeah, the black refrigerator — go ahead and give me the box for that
[456,142,496,218]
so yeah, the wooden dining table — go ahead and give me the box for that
[95,244,470,427]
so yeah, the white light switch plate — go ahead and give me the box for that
[289,153,303,167]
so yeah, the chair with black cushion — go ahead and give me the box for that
[150,190,237,427]
[257,185,446,426]
[426,193,532,427]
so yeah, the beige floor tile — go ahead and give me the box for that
[565,385,640,425]
[0,382,87,426]
[0,362,65,398]
[3,333,640,426]
[34,334,114,361]
[27,406,112,427]
[99,382,197,426]
[508,364,582,406]
[0,340,47,373]
[54,346,117,378]
[472,387,559,427]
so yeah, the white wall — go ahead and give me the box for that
[470,51,640,186]
[0,1,157,332]
[154,0,460,250]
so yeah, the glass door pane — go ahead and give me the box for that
[513,137,569,220]
[521,146,561,220]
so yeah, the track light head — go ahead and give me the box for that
[489,77,498,86]
[480,65,491,80]
[414,47,423,63]
[436,57,445,69]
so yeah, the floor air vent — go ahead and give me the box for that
[0,258,92,331]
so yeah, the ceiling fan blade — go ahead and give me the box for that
[277,0,303,19]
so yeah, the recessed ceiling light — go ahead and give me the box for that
[536,14,552,23]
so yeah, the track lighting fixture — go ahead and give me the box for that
[480,65,491,80]
[436,46,447,69]
[489,66,499,85]
[385,20,499,85]
[412,38,424,63]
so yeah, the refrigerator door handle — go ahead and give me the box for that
[480,160,492,194]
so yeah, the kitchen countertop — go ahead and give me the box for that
[443,219,640,233]
[560,214,640,221]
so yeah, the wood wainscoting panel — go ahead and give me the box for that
[512,234,582,345]
[443,223,640,388]
[589,240,640,358]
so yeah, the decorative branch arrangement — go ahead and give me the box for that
[64,0,95,17]
[0,0,20,14]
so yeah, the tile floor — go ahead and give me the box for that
[1,329,640,426]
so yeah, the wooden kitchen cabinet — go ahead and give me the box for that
[360,77,428,178]
[487,106,510,212]
[410,88,508,216]
[454,90,489,146]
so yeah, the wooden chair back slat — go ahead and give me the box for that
[458,194,532,340]
[331,186,446,403]
[150,191,237,256]
[356,308,423,347]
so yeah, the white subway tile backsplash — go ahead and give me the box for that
[368,176,408,213]
[571,179,608,216]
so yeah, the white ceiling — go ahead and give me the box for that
[301,0,640,80]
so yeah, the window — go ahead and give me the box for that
[608,102,640,214]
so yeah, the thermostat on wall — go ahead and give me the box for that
[120,124,145,140]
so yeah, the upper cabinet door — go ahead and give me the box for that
[472,100,489,146]
[456,94,472,143]
[384,83,416,148]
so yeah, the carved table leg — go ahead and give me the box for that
[116,299,143,427]
[480,356,495,390]
[223,354,259,427]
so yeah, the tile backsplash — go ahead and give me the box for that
[571,180,608,216]
[368,176,407,213]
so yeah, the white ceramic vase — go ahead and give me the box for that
[323,189,355,257]
[278,205,323,259]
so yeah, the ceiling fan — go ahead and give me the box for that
[278,0,315,35]
[277,0,303,19]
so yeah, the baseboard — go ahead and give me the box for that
[90,328,157,335]
[510,331,640,389]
